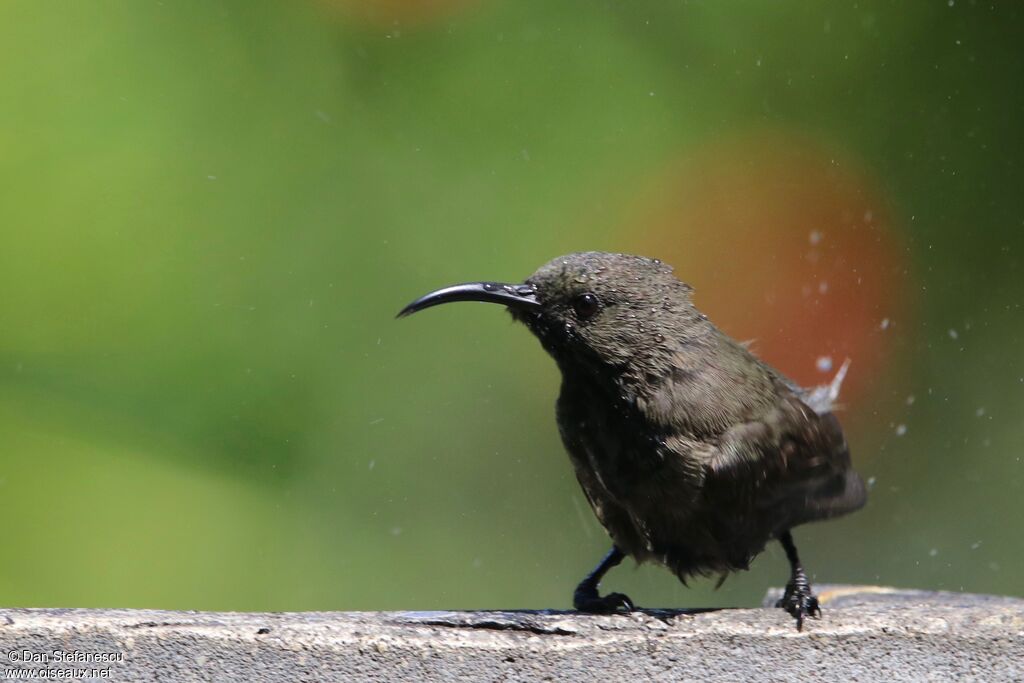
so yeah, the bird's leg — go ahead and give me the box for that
[573,546,634,614]
[775,530,821,631]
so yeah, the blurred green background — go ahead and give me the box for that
[1,1,1021,611]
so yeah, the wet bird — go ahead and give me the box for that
[398,252,866,630]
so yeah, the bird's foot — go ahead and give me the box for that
[573,586,634,614]
[775,574,820,631]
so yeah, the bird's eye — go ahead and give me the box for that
[572,293,601,320]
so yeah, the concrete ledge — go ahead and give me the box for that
[1,586,1022,681]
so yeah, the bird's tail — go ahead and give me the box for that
[803,358,851,415]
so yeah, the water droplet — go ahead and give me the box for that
[895,424,908,436]
[654,333,665,343]
[816,356,833,372]
[948,328,959,340]
[880,318,891,330]
[809,230,823,245]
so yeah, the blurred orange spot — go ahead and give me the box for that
[317,0,475,27]
[631,132,911,409]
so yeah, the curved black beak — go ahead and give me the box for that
[397,281,540,318]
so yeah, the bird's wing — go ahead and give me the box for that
[700,387,866,531]
[636,333,865,530]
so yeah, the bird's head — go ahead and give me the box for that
[398,252,707,377]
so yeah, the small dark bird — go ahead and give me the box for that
[398,252,866,630]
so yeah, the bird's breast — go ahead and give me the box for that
[558,380,659,494]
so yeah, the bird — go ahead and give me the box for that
[398,251,866,630]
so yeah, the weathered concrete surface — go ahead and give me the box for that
[1,586,1021,682]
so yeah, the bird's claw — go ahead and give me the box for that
[574,590,634,614]
[775,581,821,631]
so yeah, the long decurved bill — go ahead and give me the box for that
[397,282,540,318]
